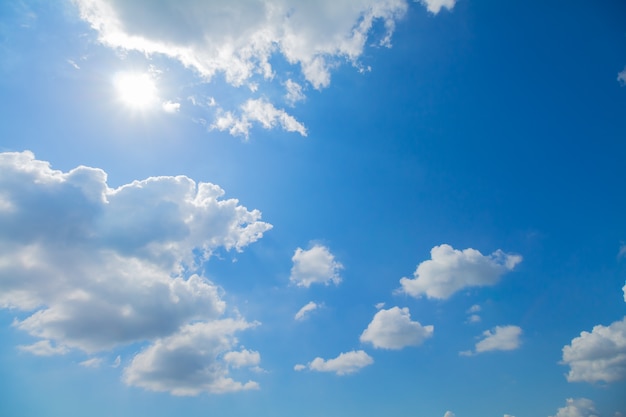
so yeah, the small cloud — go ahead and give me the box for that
[212,99,307,138]
[223,349,261,369]
[467,314,481,323]
[467,304,481,313]
[466,304,481,323]
[67,59,80,70]
[80,357,103,368]
[444,412,456,417]
[399,244,522,300]
[618,67,626,86]
[360,306,434,350]
[284,79,305,105]
[375,302,385,310]
[618,243,626,259]
[112,355,121,368]
[294,364,306,371]
[18,340,68,356]
[418,0,457,14]
[162,100,181,113]
[462,325,522,356]
[290,244,343,288]
[549,398,598,417]
[295,301,320,321]
[302,350,373,375]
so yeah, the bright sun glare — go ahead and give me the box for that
[114,72,158,110]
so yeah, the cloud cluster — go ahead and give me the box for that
[360,307,434,349]
[461,325,522,356]
[399,244,522,299]
[72,0,456,136]
[290,244,343,287]
[550,398,598,417]
[0,151,271,394]
[295,350,373,375]
[211,98,307,138]
[561,316,626,383]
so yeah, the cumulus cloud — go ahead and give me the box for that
[461,325,522,356]
[124,320,260,395]
[419,0,456,14]
[398,244,522,300]
[443,412,456,417]
[360,307,434,349]
[561,316,626,383]
[224,349,261,369]
[296,350,373,375]
[0,151,270,394]
[290,244,343,288]
[295,301,320,321]
[212,98,307,138]
[550,398,599,417]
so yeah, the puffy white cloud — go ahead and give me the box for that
[462,325,522,356]
[123,319,260,395]
[503,415,515,417]
[0,151,270,394]
[223,349,261,369]
[360,307,434,349]
[297,350,373,375]
[418,0,456,14]
[443,412,456,417]
[290,244,343,288]
[550,398,598,417]
[561,316,626,383]
[295,301,320,321]
[212,98,307,138]
[399,244,522,300]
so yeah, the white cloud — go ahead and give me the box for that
[360,306,434,349]
[294,364,306,371]
[80,357,104,368]
[299,350,373,375]
[162,100,181,113]
[466,304,481,323]
[375,302,386,309]
[112,355,121,368]
[0,151,270,394]
[399,244,522,300]
[561,316,626,383]
[295,301,320,321]
[290,244,343,288]
[223,349,261,369]
[503,415,515,417]
[618,67,626,86]
[123,319,260,395]
[212,99,307,138]
[17,340,68,356]
[72,1,455,136]
[418,0,456,14]
[462,325,522,356]
[550,398,599,417]
[444,412,456,417]
[284,79,305,105]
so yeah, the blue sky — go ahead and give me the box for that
[1,1,626,416]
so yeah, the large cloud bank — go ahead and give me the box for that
[0,151,271,394]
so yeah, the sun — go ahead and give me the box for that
[114,72,158,110]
